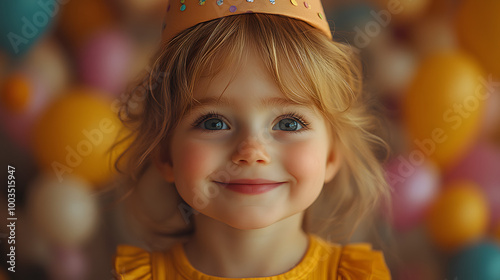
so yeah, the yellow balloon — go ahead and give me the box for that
[456,0,500,77]
[33,89,127,186]
[426,182,489,252]
[403,51,486,169]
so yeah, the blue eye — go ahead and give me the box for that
[272,113,309,132]
[192,112,230,131]
[192,112,308,132]
[273,118,303,131]
[202,118,229,130]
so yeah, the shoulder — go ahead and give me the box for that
[113,244,162,280]
[309,235,391,279]
[336,242,392,280]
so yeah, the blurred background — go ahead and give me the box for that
[0,0,499,279]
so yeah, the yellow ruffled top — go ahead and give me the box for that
[113,234,391,280]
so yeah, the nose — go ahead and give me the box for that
[231,136,271,165]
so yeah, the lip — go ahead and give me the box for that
[214,178,284,195]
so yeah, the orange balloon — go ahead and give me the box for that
[495,223,500,242]
[372,0,431,22]
[33,88,128,187]
[456,0,500,77]
[427,0,458,16]
[57,0,116,51]
[403,52,486,169]
[121,0,167,14]
[426,182,489,251]
[0,73,31,112]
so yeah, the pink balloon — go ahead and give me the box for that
[48,246,88,280]
[78,29,133,98]
[384,159,440,231]
[445,143,500,228]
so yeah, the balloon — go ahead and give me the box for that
[456,0,500,77]
[77,30,133,98]
[445,143,500,228]
[48,246,88,280]
[411,16,457,55]
[371,45,417,94]
[15,210,50,265]
[58,0,116,51]
[495,127,500,147]
[32,89,128,186]
[384,159,439,231]
[371,0,431,22]
[27,174,98,247]
[426,182,489,251]
[21,38,71,98]
[448,242,500,280]
[479,81,500,137]
[328,3,390,51]
[0,71,51,149]
[495,224,500,242]
[0,0,56,56]
[427,0,461,17]
[327,4,376,33]
[118,0,167,14]
[402,52,486,169]
[0,72,31,112]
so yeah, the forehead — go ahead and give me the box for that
[191,48,314,110]
[193,50,279,101]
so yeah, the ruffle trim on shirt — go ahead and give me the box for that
[337,243,391,280]
[112,240,391,280]
[113,245,152,280]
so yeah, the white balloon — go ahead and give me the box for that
[27,174,98,246]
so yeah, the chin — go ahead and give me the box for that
[223,216,278,230]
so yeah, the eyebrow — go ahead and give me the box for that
[190,96,306,110]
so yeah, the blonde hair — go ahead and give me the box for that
[114,13,390,241]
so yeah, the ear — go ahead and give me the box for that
[153,151,175,183]
[324,143,342,184]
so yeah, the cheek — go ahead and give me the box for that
[283,139,328,183]
[172,139,219,181]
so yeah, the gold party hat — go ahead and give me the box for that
[161,0,332,43]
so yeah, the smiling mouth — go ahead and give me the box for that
[214,181,284,195]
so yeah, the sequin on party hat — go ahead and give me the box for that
[162,0,332,43]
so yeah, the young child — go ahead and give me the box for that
[113,0,392,279]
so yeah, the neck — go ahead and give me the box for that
[183,212,309,278]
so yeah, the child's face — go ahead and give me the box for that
[156,50,341,230]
